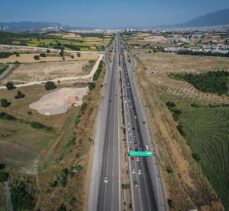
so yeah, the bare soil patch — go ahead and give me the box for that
[30,87,88,115]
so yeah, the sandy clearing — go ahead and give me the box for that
[29,87,88,115]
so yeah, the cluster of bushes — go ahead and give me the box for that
[93,60,105,81]
[59,168,69,187]
[166,102,185,136]
[15,90,25,99]
[0,172,9,182]
[0,64,8,75]
[88,82,96,91]
[75,102,88,126]
[5,81,16,90]
[170,71,229,95]
[11,180,35,210]
[45,81,57,90]
[166,101,182,121]
[0,112,17,121]
[0,52,12,58]
[1,98,11,107]
[30,121,53,131]
[177,50,229,57]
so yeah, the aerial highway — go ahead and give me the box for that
[88,35,166,211]
[119,36,166,211]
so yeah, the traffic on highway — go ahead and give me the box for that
[88,36,166,211]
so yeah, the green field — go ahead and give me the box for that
[170,71,229,95]
[0,31,111,51]
[0,119,54,170]
[176,104,229,210]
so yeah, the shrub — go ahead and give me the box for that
[1,99,11,107]
[45,81,57,90]
[57,204,67,211]
[88,82,96,91]
[80,102,88,114]
[0,172,9,182]
[15,90,25,99]
[59,168,69,187]
[166,101,176,108]
[49,180,58,188]
[0,52,12,58]
[93,61,104,81]
[177,124,185,136]
[40,53,46,57]
[34,55,40,60]
[192,153,201,162]
[5,81,16,90]
[0,112,16,121]
[30,121,53,131]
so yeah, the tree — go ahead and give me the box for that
[59,48,64,57]
[1,99,11,107]
[40,53,46,57]
[34,55,40,60]
[71,55,74,59]
[77,52,81,57]
[5,81,16,90]
[45,81,57,90]
[15,90,25,99]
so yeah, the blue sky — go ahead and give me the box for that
[1,0,229,27]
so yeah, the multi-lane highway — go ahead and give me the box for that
[88,35,166,211]
[88,37,120,211]
[119,36,166,211]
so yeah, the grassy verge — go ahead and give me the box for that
[0,64,8,75]
[173,104,229,210]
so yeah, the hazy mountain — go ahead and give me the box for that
[0,21,65,32]
[158,8,229,29]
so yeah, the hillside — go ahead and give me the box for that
[177,8,229,28]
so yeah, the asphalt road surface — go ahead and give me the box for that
[88,37,120,211]
[119,36,166,211]
[88,36,166,211]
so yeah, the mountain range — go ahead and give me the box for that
[0,8,229,32]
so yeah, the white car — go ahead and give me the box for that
[136,157,140,162]
[104,177,108,183]
[145,145,149,151]
[132,169,136,174]
[138,169,142,175]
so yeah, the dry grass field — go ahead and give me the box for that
[134,52,229,210]
[0,52,98,63]
[3,61,88,82]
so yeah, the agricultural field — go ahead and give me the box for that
[133,49,229,210]
[0,59,106,210]
[175,103,229,209]
[0,31,111,51]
